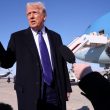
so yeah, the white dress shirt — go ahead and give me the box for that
[31,27,53,69]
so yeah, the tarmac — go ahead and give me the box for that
[0,79,94,110]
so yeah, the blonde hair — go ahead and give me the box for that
[26,1,47,15]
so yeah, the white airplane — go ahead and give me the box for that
[68,12,110,78]
[0,68,12,78]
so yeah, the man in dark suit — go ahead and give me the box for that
[0,2,72,110]
[72,63,110,110]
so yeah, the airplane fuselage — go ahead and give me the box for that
[75,45,110,64]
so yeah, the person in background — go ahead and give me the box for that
[0,1,72,110]
[72,63,110,110]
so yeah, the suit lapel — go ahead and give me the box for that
[24,28,40,59]
[46,28,56,69]
[24,27,56,69]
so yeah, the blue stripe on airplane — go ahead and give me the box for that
[85,12,110,37]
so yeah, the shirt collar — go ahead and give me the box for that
[31,26,46,36]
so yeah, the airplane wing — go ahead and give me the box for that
[0,72,11,78]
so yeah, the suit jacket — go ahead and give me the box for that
[79,72,110,110]
[0,27,72,110]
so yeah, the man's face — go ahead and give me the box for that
[26,5,46,30]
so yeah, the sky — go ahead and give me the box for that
[0,0,110,75]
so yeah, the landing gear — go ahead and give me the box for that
[7,77,11,83]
